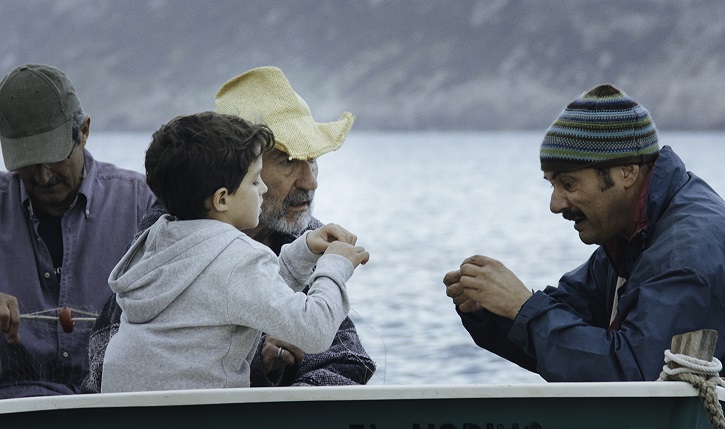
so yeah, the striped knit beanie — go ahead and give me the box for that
[540,84,659,172]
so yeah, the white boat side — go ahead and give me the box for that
[0,381,722,414]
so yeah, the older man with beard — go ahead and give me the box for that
[81,67,375,392]
[242,146,373,387]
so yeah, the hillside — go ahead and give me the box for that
[1,0,724,131]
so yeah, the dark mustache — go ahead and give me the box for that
[28,176,64,188]
[562,209,586,222]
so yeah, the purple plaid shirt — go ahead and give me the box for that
[0,150,155,398]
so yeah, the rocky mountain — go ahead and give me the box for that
[1,0,724,131]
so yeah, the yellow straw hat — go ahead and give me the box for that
[215,66,354,160]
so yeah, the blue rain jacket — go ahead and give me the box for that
[460,146,725,381]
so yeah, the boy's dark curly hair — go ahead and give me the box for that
[145,111,275,220]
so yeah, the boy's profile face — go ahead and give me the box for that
[223,155,268,231]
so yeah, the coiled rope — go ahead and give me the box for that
[658,349,725,429]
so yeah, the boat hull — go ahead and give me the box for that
[1,382,723,429]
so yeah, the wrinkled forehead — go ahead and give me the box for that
[544,167,595,183]
[263,148,290,160]
[543,171,560,182]
[264,147,317,162]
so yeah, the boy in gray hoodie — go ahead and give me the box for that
[101,112,369,393]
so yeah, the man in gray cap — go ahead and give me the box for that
[0,64,155,398]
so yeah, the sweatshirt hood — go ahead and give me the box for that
[108,215,241,323]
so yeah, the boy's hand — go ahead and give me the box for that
[324,241,370,268]
[306,223,357,254]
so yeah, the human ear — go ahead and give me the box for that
[619,165,640,187]
[80,117,91,148]
[210,187,229,212]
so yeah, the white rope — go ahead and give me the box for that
[659,349,725,429]
[660,349,723,379]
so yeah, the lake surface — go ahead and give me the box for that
[4,131,724,385]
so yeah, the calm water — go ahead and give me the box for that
[4,131,725,385]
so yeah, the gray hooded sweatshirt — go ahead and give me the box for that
[101,215,352,392]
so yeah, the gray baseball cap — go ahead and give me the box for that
[0,64,81,170]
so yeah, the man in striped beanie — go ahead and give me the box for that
[539,84,660,245]
[445,84,725,382]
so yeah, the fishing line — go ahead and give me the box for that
[6,305,100,396]
[346,307,388,384]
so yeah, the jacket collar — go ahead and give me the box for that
[644,145,689,226]
[603,146,689,270]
